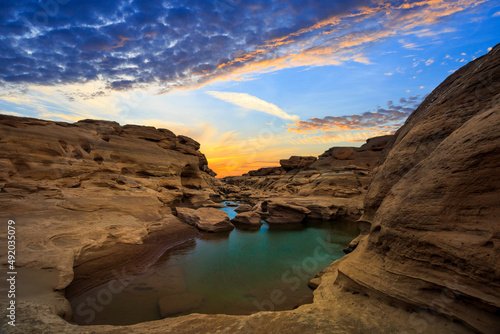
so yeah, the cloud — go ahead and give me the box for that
[287,95,424,134]
[493,11,500,17]
[425,59,434,66]
[399,39,424,50]
[409,27,457,38]
[207,91,299,121]
[288,131,391,145]
[384,72,394,76]
[0,0,486,92]
[0,111,26,117]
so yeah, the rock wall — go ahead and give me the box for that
[331,44,500,333]
[0,115,221,319]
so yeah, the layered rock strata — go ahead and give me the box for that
[331,43,500,333]
[176,207,234,232]
[0,115,219,320]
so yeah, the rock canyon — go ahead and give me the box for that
[1,44,499,334]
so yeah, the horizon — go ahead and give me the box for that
[1,1,499,177]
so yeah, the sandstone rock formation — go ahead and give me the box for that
[0,115,219,207]
[234,204,252,213]
[254,197,362,224]
[265,202,311,225]
[223,135,390,201]
[279,156,317,171]
[230,211,263,230]
[2,44,498,334]
[330,43,500,333]
[176,207,234,232]
[0,115,219,322]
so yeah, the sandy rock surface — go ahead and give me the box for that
[231,211,263,230]
[333,43,500,333]
[176,207,234,232]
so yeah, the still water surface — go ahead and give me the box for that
[71,202,359,325]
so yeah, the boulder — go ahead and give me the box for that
[176,207,234,232]
[158,294,203,317]
[319,147,354,160]
[307,277,321,290]
[357,134,393,151]
[231,211,263,230]
[252,200,269,219]
[234,204,252,213]
[280,156,317,171]
[265,202,311,224]
[247,167,285,176]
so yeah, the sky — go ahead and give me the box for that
[0,0,499,177]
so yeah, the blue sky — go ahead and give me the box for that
[1,0,499,176]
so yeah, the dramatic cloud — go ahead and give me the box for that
[0,0,486,92]
[288,95,424,134]
[207,91,298,120]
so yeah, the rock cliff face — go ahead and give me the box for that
[0,115,220,319]
[331,44,500,333]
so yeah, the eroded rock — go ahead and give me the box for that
[333,43,500,334]
[231,211,263,230]
[280,156,317,171]
[234,204,252,213]
[176,207,234,232]
[265,202,310,224]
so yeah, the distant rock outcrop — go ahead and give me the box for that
[280,156,317,171]
[221,134,393,223]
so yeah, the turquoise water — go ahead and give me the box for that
[70,202,359,325]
